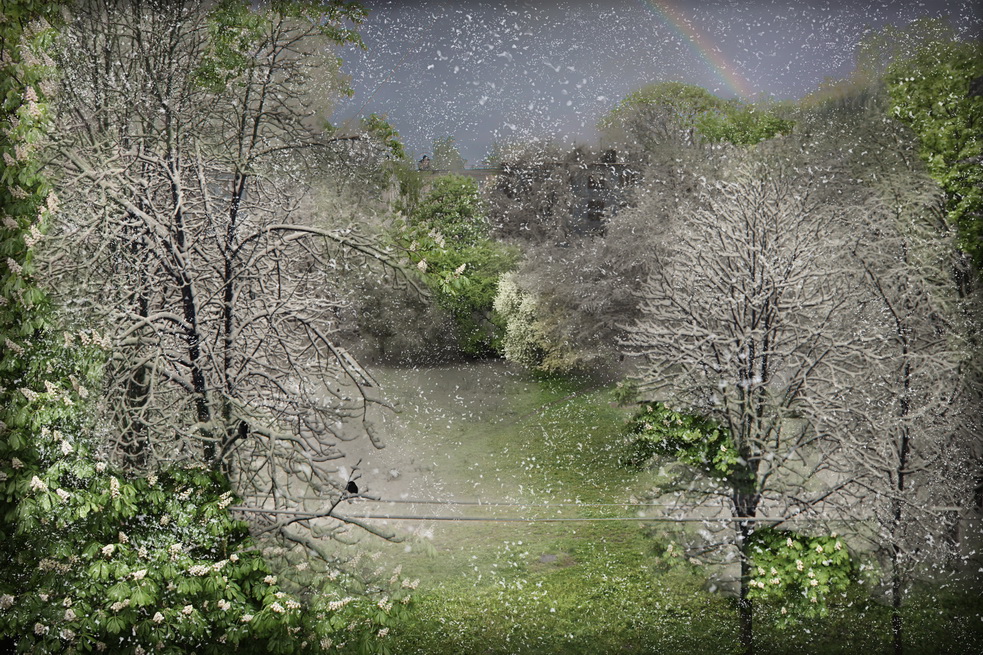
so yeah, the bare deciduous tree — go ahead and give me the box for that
[623,159,871,654]
[841,168,981,655]
[40,0,407,543]
[487,140,723,377]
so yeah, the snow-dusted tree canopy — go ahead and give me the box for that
[39,0,408,528]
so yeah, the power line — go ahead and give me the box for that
[230,499,966,525]
[229,506,865,524]
[347,497,686,508]
[343,497,967,514]
[342,514,788,523]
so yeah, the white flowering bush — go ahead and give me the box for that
[746,529,858,627]
[492,273,582,374]
[492,273,547,368]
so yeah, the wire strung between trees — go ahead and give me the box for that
[347,497,689,508]
[229,506,867,524]
[342,497,963,514]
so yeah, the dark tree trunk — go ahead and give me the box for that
[739,555,754,655]
[891,552,904,655]
[890,340,912,655]
[122,230,152,470]
[735,488,759,655]
[123,360,151,469]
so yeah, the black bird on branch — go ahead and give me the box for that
[346,459,361,496]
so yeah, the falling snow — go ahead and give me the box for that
[333,0,983,163]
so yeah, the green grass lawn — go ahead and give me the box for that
[331,363,983,655]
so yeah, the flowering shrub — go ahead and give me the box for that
[746,528,857,627]
[620,402,738,477]
[492,273,547,368]
[492,273,583,375]
[397,175,518,357]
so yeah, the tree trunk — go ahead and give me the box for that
[735,488,759,655]
[890,338,911,655]
[120,209,152,470]
[891,551,903,655]
[739,555,754,655]
[123,360,151,469]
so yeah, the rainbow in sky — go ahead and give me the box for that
[639,0,752,98]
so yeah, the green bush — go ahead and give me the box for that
[398,175,518,357]
[886,38,983,271]
[696,105,795,145]
[746,528,858,627]
[620,402,737,477]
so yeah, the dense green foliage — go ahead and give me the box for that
[409,175,487,245]
[746,529,857,627]
[886,39,983,270]
[600,81,793,149]
[399,175,518,357]
[360,113,407,161]
[601,81,730,130]
[695,104,795,146]
[621,402,737,478]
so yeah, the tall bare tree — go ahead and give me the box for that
[39,0,406,542]
[841,167,981,655]
[623,158,871,654]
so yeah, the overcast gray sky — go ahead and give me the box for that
[330,0,982,165]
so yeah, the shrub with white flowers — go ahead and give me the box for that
[746,528,858,627]
[492,272,583,374]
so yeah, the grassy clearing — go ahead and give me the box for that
[342,363,982,654]
[361,364,655,582]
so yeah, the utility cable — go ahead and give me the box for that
[347,497,688,508]
[229,506,868,524]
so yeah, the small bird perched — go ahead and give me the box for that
[346,480,358,495]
